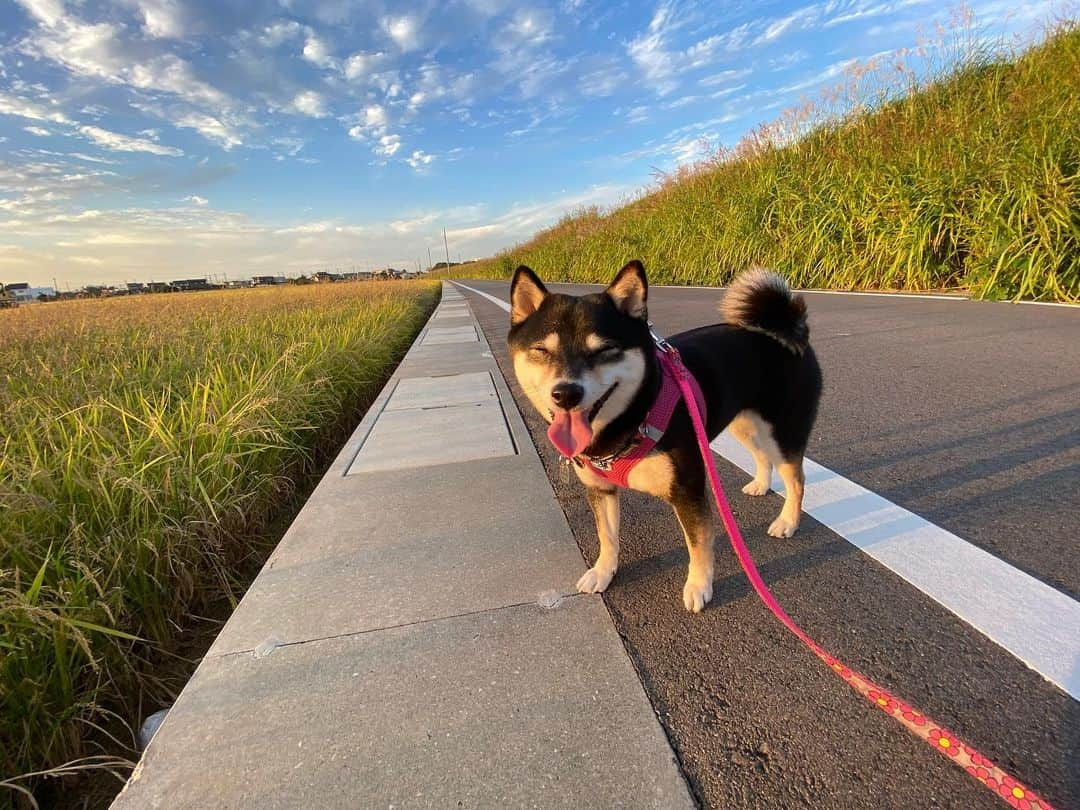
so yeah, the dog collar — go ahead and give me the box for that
[573,348,706,488]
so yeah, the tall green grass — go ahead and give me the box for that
[452,24,1079,302]
[0,281,438,804]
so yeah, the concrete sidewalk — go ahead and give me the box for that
[113,283,693,809]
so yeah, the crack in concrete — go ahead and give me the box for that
[212,590,584,660]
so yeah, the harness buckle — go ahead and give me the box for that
[590,456,615,471]
[639,423,663,442]
[647,322,675,355]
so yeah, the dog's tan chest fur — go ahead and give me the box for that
[626,452,676,499]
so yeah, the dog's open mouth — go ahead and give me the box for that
[547,382,618,458]
[588,382,618,423]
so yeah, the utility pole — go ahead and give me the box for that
[443,228,451,272]
[427,246,432,272]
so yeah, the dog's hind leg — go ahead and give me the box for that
[768,458,806,538]
[576,486,620,594]
[672,492,715,613]
[729,410,774,496]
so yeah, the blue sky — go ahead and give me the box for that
[0,0,1065,286]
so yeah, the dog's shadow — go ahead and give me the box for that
[613,535,855,612]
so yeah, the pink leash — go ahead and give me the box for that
[657,343,1055,810]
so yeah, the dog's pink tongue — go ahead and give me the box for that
[548,409,593,458]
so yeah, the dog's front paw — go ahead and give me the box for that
[682,579,713,613]
[576,566,615,594]
[768,516,798,538]
[742,480,770,496]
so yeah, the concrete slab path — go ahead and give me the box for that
[112,283,693,809]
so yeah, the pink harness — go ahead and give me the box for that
[573,350,706,488]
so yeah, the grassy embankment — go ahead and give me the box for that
[451,25,1079,302]
[0,281,438,805]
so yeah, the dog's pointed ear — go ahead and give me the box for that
[510,265,548,325]
[605,260,648,319]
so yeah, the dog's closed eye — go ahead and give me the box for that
[590,345,623,361]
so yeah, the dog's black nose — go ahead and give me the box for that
[551,382,584,409]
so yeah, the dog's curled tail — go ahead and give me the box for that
[720,268,809,354]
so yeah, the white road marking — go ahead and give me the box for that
[455,282,515,312]
[712,434,1080,700]
[454,280,1080,699]
[471,278,1077,308]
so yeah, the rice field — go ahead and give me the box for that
[0,280,439,805]
[449,24,1080,302]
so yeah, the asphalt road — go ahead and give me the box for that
[457,279,1079,810]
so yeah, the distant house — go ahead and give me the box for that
[374,268,406,280]
[127,282,147,294]
[4,282,56,302]
[170,278,213,292]
[252,275,286,286]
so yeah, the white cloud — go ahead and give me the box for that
[628,2,736,95]
[406,149,434,170]
[779,57,859,93]
[170,111,243,149]
[755,5,819,44]
[272,136,305,157]
[13,0,65,27]
[579,59,627,97]
[0,183,634,286]
[0,91,71,123]
[383,15,420,51]
[290,90,328,117]
[21,15,231,110]
[183,194,208,206]
[699,67,752,87]
[131,0,188,39]
[302,32,336,68]
[24,125,52,136]
[348,104,392,144]
[364,104,387,130]
[375,134,401,156]
[670,134,714,164]
[258,20,303,47]
[824,0,935,29]
[343,50,382,80]
[503,9,554,48]
[69,152,117,164]
[78,124,184,155]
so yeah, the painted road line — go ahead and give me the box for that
[455,281,517,313]
[711,433,1080,699]
[487,278,1078,308]
[454,281,1080,700]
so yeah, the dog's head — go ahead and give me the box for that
[507,260,652,457]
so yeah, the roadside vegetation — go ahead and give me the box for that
[0,281,438,805]
[452,22,1079,302]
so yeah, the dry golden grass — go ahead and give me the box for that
[1,281,438,805]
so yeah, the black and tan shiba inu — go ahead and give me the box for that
[508,261,822,612]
